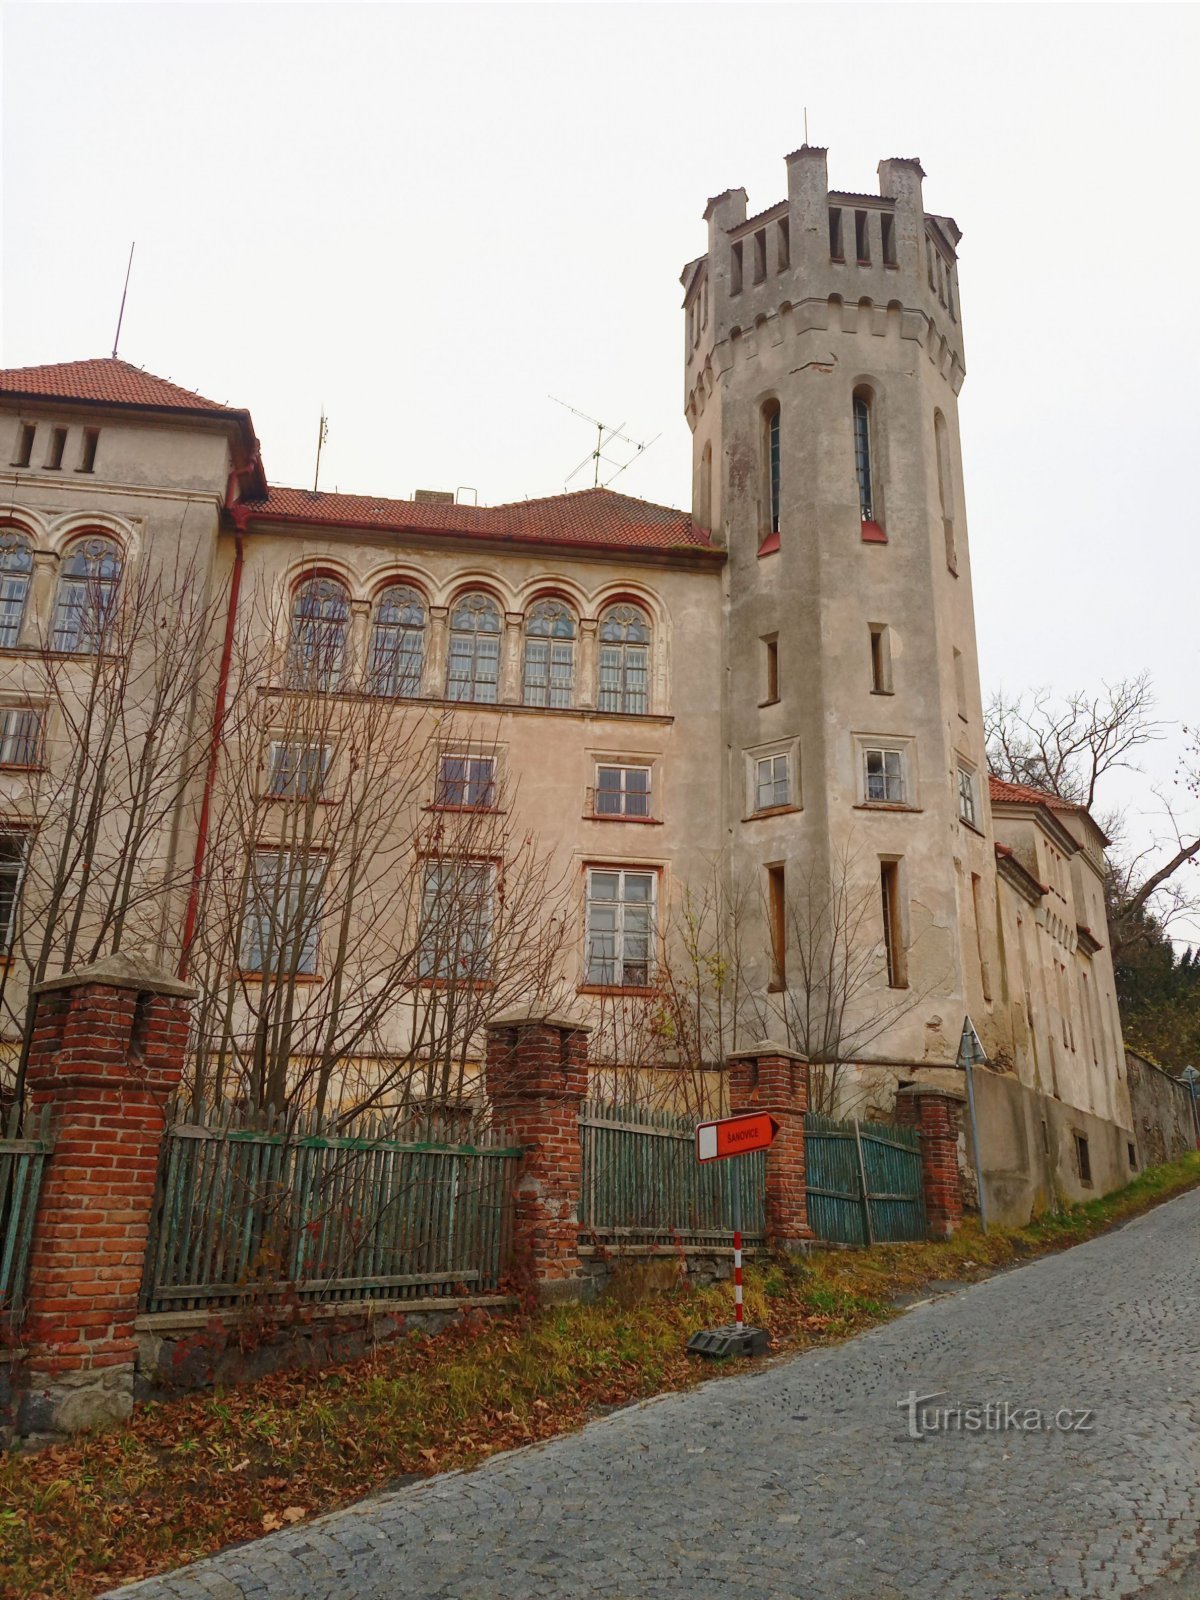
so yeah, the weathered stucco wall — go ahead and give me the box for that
[1125,1051,1197,1168]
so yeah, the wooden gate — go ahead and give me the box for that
[804,1112,926,1245]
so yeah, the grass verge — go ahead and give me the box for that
[3,1149,1198,1599]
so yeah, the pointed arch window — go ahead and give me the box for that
[286,575,350,691]
[853,393,875,522]
[446,592,502,703]
[370,583,426,697]
[597,603,651,716]
[0,531,34,649]
[52,535,123,654]
[523,599,576,709]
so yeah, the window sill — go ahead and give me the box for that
[418,977,496,991]
[583,813,663,825]
[758,697,781,709]
[757,530,781,558]
[424,803,505,816]
[742,804,802,823]
[869,688,894,697]
[860,520,887,544]
[577,984,659,998]
[0,764,44,774]
[959,817,985,838]
[237,970,323,985]
[854,802,922,814]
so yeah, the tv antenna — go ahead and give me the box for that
[313,408,329,494]
[111,242,135,360]
[550,396,660,488]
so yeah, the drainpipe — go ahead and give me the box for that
[178,475,250,978]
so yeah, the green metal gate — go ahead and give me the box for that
[804,1113,926,1245]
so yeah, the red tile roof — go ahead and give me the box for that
[988,775,1082,813]
[241,485,719,558]
[0,357,244,416]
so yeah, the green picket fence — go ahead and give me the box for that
[579,1099,766,1245]
[141,1100,521,1314]
[804,1111,926,1245]
[0,1103,53,1329]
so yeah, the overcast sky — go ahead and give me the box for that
[4,2,1197,932]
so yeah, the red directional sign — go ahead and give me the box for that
[695,1112,781,1163]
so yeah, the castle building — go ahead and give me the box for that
[0,145,1136,1216]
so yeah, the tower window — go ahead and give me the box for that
[881,213,897,267]
[953,647,968,720]
[767,863,787,991]
[935,410,957,573]
[853,392,875,522]
[730,240,743,295]
[12,425,35,468]
[46,428,67,471]
[880,859,908,988]
[77,428,99,474]
[828,208,844,260]
[869,624,892,694]
[699,440,713,529]
[854,210,870,264]
[755,753,790,813]
[753,228,766,285]
[763,401,781,536]
[763,636,779,705]
[863,746,905,805]
[957,764,978,828]
[776,216,790,272]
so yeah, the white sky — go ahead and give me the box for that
[3,1,1197,932]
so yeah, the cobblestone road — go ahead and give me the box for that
[108,1188,1200,1600]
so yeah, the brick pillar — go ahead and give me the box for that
[726,1041,812,1251]
[484,1008,591,1301]
[895,1085,966,1239]
[19,953,195,1437]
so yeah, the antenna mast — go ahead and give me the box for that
[111,242,135,360]
[313,410,329,494]
[549,396,660,489]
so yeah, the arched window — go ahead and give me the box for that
[52,535,122,654]
[370,584,426,697]
[934,410,957,572]
[852,391,875,522]
[446,592,502,703]
[597,603,651,715]
[762,401,781,536]
[0,531,33,649]
[286,575,349,691]
[523,599,576,709]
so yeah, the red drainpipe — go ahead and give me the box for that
[178,476,250,978]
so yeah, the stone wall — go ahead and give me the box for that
[1125,1051,1197,1169]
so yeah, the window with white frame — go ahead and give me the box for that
[239,849,327,976]
[593,764,651,818]
[0,707,43,768]
[523,600,576,709]
[863,746,906,804]
[755,753,790,812]
[585,867,657,988]
[0,831,28,952]
[418,859,494,980]
[436,754,496,809]
[957,764,978,827]
[266,742,330,800]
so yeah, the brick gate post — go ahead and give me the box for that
[19,953,195,1437]
[726,1042,812,1251]
[484,1009,591,1301]
[895,1085,966,1238]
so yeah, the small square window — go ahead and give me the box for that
[593,764,652,819]
[436,754,496,809]
[864,747,905,804]
[755,753,790,812]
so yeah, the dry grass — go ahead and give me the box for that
[2,1149,1197,1599]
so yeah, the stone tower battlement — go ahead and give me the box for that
[681,148,965,427]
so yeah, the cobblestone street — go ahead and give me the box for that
[108,1189,1200,1600]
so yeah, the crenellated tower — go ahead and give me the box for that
[683,146,999,1084]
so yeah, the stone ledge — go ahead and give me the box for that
[134,1292,518,1335]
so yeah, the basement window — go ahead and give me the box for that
[45,428,67,471]
[12,424,35,468]
[1074,1133,1092,1186]
[1128,1143,1137,1170]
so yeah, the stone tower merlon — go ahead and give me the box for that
[681,147,965,415]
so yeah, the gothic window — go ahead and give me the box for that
[0,531,33,648]
[286,575,349,691]
[597,603,651,715]
[446,592,502,703]
[522,599,576,709]
[853,391,876,522]
[370,584,426,697]
[52,535,123,654]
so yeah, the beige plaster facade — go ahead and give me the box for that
[0,143,1136,1208]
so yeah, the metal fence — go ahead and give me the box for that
[0,1103,53,1328]
[804,1112,926,1245]
[579,1099,765,1246]
[141,1101,521,1315]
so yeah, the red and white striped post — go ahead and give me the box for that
[731,1154,744,1328]
[690,1112,775,1358]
